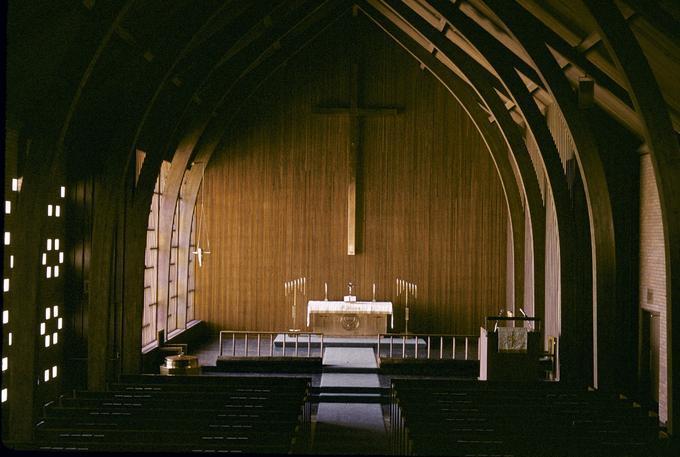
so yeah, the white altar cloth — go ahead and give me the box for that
[307,300,393,328]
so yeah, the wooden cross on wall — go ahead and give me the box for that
[313,62,402,255]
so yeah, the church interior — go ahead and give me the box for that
[3,0,680,455]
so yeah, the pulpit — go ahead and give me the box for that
[479,316,542,381]
[307,300,393,336]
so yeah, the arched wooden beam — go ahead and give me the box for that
[153,3,306,342]
[375,0,546,343]
[170,2,357,332]
[398,0,580,380]
[155,114,214,340]
[480,0,618,390]
[80,1,260,381]
[475,0,618,392]
[57,1,135,146]
[119,3,246,375]
[119,2,322,359]
[441,0,617,389]
[359,0,532,316]
[154,0,350,341]
[583,0,680,433]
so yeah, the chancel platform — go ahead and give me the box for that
[306,300,393,336]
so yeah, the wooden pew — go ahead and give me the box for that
[35,375,312,454]
[390,379,659,457]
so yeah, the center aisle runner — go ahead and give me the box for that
[312,347,389,455]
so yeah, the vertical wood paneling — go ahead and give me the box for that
[195,16,507,335]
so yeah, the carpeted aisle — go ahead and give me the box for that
[311,347,389,455]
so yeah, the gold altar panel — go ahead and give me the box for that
[195,16,507,335]
[310,313,388,337]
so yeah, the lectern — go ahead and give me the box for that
[479,316,542,381]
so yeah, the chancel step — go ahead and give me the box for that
[311,386,389,404]
[321,366,378,374]
[312,386,388,395]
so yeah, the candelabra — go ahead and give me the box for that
[284,277,306,332]
[396,278,417,334]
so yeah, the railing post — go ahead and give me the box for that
[414,335,418,359]
[390,335,394,358]
[465,337,469,361]
[439,336,443,359]
[257,333,261,357]
[452,337,456,360]
[320,334,324,356]
[295,333,299,357]
[282,333,286,357]
[427,336,431,359]
[244,333,248,357]
[270,333,274,356]
[307,333,311,357]
[402,335,406,359]
[218,332,223,356]
[232,332,236,356]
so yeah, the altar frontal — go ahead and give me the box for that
[307,300,393,336]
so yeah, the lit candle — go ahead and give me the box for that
[373,283,376,296]
[325,282,328,295]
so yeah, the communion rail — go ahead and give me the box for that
[377,333,479,360]
[218,331,324,358]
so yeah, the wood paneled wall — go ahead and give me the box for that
[195,16,507,335]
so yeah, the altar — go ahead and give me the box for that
[307,300,393,336]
